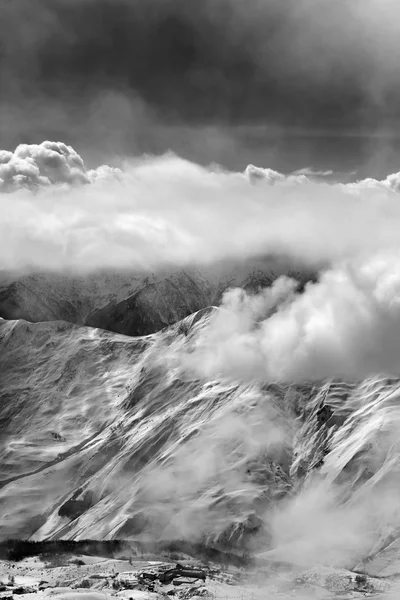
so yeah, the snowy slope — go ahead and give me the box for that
[2,312,400,573]
[0,310,292,548]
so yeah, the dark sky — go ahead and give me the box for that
[2,0,400,176]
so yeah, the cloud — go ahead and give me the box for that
[0,141,94,191]
[3,0,400,132]
[292,167,334,178]
[264,481,375,569]
[3,0,400,178]
[349,171,400,193]
[4,142,400,274]
[177,253,400,382]
[3,142,400,575]
[133,386,290,543]
[245,164,309,185]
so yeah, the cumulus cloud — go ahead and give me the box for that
[244,164,309,185]
[0,141,97,192]
[177,253,400,382]
[349,171,400,193]
[4,142,400,274]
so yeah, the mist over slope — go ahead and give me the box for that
[0,310,288,547]
[2,310,400,576]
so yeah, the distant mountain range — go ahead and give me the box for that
[0,257,315,336]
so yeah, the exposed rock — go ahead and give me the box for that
[12,586,38,595]
[71,578,93,589]
[173,586,212,599]
[58,490,94,520]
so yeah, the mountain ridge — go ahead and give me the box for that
[2,311,400,575]
[0,258,316,336]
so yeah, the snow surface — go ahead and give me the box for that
[2,308,400,579]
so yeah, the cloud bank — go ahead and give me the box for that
[3,141,400,275]
[4,140,400,384]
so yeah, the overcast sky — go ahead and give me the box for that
[2,0,400,176]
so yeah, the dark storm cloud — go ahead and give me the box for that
[2,0,400,172]
[0,0,366,123]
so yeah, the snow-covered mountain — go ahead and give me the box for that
[0,258,315,336]
[0,271,147,325]
[2,311,400,575]
[0,310,286,548]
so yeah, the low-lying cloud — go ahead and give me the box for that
[4,140,400,385]
[2,141,400,274]
[177,253,400,382]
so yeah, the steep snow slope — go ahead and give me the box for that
[2,312,400,572]
[0,310,292,547]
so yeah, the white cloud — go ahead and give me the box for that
[245,163,309,185]
[292,167,334,177]
[177,253,400,382]
[2,141,400,275]
[0,141,95,191]
[349,171,400,193]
